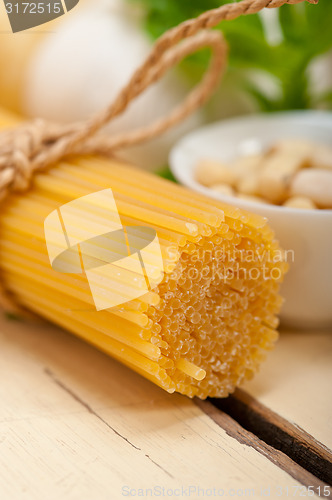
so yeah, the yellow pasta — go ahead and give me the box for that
[0,109,287,398]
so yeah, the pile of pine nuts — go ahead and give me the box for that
[195,139,332,209]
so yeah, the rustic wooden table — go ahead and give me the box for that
[0,315,331,500]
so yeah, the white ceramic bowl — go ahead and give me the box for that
[170,111,332,330]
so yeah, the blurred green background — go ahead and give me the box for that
[129,0,332,113]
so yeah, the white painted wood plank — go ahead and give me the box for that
[0,316,305,500]
[243,329,332,449]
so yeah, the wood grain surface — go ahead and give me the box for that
[0,315,330,500]
[243,329,332,450]
[209,390,332,485]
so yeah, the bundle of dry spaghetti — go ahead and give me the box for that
[0,0,314,398]
[0,108,287,398]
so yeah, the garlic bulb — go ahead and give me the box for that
[23,0,202,169]
[0,9,47,112]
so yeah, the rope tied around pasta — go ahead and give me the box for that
[0,0,317,315]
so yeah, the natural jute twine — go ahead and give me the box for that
[0,0,318,313]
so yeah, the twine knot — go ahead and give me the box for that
[0,119,49,197]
